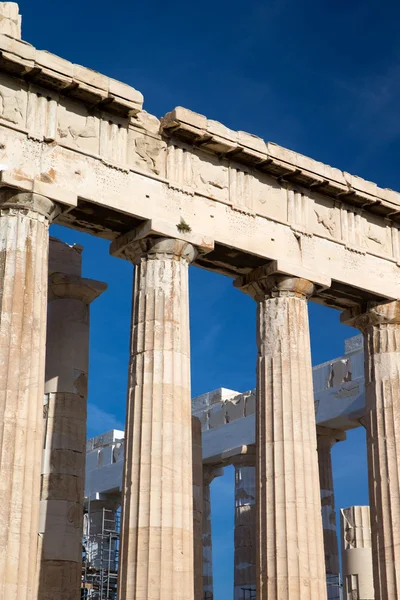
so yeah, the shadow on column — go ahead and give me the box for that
[37,238,106,600]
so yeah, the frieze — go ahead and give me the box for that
[192,151,228,202]
[0,74,28,130]
[0,87,25,126]
[128,130,166,177]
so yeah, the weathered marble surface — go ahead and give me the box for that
[236,274,327,600]
[192,417,203,600]
[0,191,56,600]
[38,239,106,600]
[116,238,197,600]
[344,303,400,600]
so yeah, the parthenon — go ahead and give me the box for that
[0,3,399,600]
[84,334,373,600]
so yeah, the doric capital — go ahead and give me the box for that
[341,300,400,331]
[116,236,197,265]
[203,465,224,486]
[48,273,107,304]
[316,426,346,449]
[235,267,315,302]
[0,190,59,221]
[110,218,213,265]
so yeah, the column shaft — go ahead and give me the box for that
[365,323,400,598]
[203,466,222,600]
[38,239,106,600]
[343,301,400,599]
[0,192,56,600]
[233,450,256,600]
[192,416,204,600]
[363,308,400,598]
[317,431,342,600]
[117,238,196,600]
[236,274,327,600]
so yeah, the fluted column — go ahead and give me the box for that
[38,239,107,600]
[114,236,197,600]
[192,416,204,600]
[0,191,58,600]
[232,448,256,600]
[342,301,400,600]
[341,506,375,600]
[235,272,327,600]
[317,427,345,600]
[203,466,223,600]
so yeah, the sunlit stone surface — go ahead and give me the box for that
[0,191,56,600]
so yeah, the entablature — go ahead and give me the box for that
[161,106,400,222]
[0,3,399,309]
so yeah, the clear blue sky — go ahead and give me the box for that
[18,0,397,595]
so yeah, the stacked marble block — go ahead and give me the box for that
[39,238,107,600]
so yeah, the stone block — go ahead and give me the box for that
[225,396,245,422]
[0,2,21,39]
[109,77,143,105]
[208,404,226,429]
[238,130,267,154]
[245,393,256,416]
[41,473,85,503]
[161,106,207,132]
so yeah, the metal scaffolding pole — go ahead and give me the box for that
[82,504,120,599]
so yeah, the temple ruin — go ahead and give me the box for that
[84,334,370,599]
[0,3,399,599]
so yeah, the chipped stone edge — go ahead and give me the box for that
[0,33,143,117]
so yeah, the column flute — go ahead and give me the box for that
[0,191,58,600]
[343,301,400,599]
[110,224,212,600]
[235,269,327,600]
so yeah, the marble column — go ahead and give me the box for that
[114,237,197,600]
[203,466,223,600]
[235,272,327,600]
[38,239,107,600]
[232,448,256,600]
[341,506,375,600]
[342,301,400,600]
[0,191,57,600]
[192,416,204,600]
[317,427,345,600]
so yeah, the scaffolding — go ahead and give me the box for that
[326,574,343,600]
[82,506,120,600]
[80,511,342,600]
